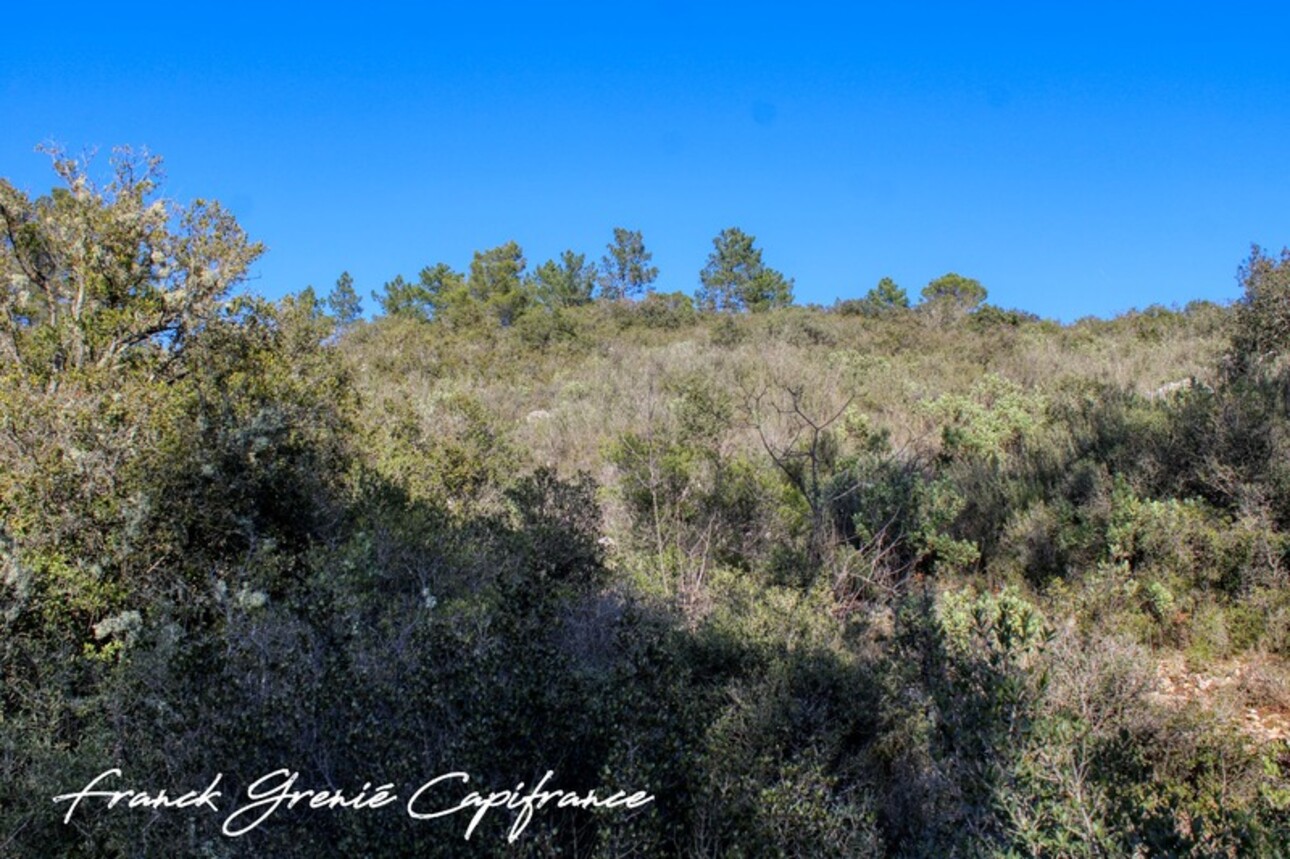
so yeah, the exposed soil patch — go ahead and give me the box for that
[1150,654,1290,745]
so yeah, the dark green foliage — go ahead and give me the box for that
[1228,244,1290,379]
[531,250,596,309]
[870,276,910,311]
[697,227,793,313]
[625,289,696,328]
[969,303,1037,330]
[468,241,527,327]
[374,255,529,329]
[836,276,910,318]
[874,588,1048,852]
[326,270,362,328]
[921,271,987,324]
[597,227,658,301]
[504,467,604,586]
[375,270,436,321]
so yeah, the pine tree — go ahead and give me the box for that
[597,227,658,300]
[697,227,793,312]
[326,271,362,328]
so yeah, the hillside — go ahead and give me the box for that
[3,154,1289,857]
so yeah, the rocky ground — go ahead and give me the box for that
[1152,654,1290,746]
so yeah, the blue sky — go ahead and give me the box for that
[3,3,1288,320]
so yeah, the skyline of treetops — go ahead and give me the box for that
[331,221,1235,330]
[1,145,1257,345]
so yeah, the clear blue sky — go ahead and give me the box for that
[3,2,1288,321]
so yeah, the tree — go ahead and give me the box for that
[326,271,362,329]
[1228,244,1290,378]
[0,145,262,381]
[869,277,909,310]
[697,227,793,313]
[741,378,853,565]
[468,241,527,326]
[835,278,909,316]
[419,262,472,325]
[374,274,430,321]
[597,227,658,300]
[532,250,596,309]
[848,276,910,317]
[920,272,987,323]
[372,263,466,324]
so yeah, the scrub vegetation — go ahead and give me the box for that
[3,150,1289,857]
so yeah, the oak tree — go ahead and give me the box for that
[0,146,263,382]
